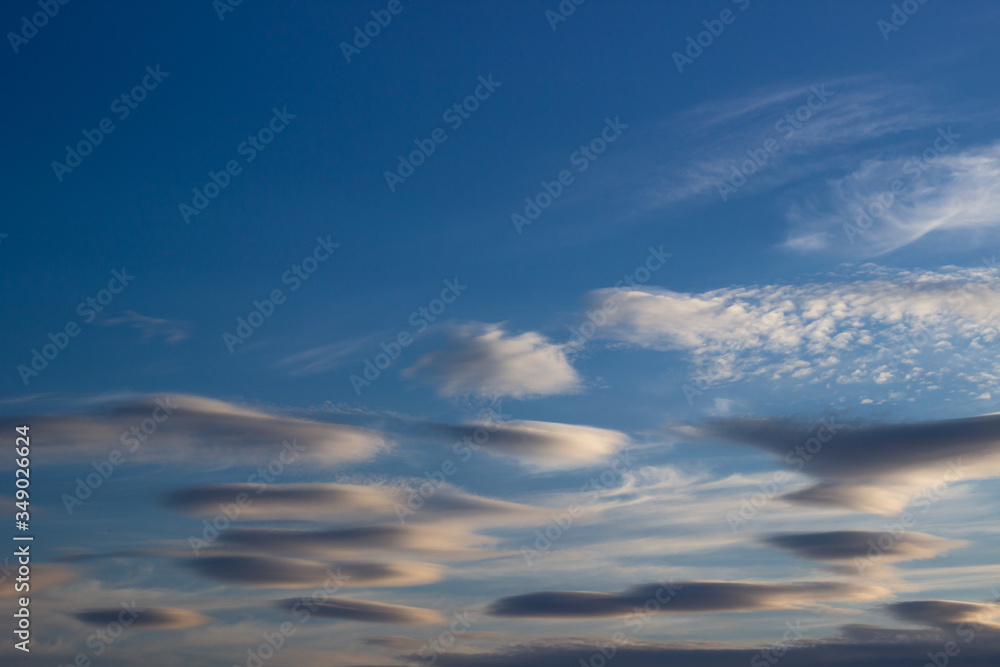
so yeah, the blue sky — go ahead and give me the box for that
[4,1,1000,665]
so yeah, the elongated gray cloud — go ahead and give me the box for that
[430,419,630,469]
[164,480,545,560]
[697,414,1000,513]
[362,635,425,649]
[275,597,443,624]
[164,481,544,525]
[164,482,397,518]
[763,531,966,563]
[0,394,388,467]
[71,606,211,629]
[214,525,495,557]
[887,599,1000,630]
[487,580,887,618]
[183,555,442,588]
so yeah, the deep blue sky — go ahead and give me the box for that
[4,0,999,411]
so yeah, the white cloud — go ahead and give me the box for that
[588,266,1000,395]
[469,419,629,469]
[784,142,1000,255]
[403,323,582,399]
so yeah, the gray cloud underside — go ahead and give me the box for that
[208,525,497,558]
[887,599,1000,629]
[71,606,210,629]
[488,581,886,618]
[0,394,387,466]
[415,419,629,468]
[696,413,1000,512]
[183,555,441,588]
[705,415,1000,477]
[164,481,545,530]
[274,597,443,624]
[763,531,966,563]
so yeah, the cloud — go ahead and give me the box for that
[164,482,397,518]
[784,141,1000,256]
[697,414,1000,513]
[403,323,581,399]
[618,77,998,258]
[183,555,443,588]
[98,310,192,344]
[763,531,966,564]
[0,564,76,598]
[588,265,1000,397]
[71,607,211,630]
[430,419,629,469]
[362,635,425,649]
[164,480,543,526]
[487,580,887,618]
[887,598,1000,631]
[379,408,630,469]
[278,338,373,376]
[165,480,546,559]
[627,77,949,209]
[214,525,495,557]
[0,394,388,467]
[274,597,444,624]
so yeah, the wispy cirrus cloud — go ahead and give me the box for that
[784,141,1000,256]
[277,337,374,376]
[628,77,954,209]
[98,310,193,344]
[611,75,1000,261]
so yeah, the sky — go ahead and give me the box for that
[3,1,1000,665]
